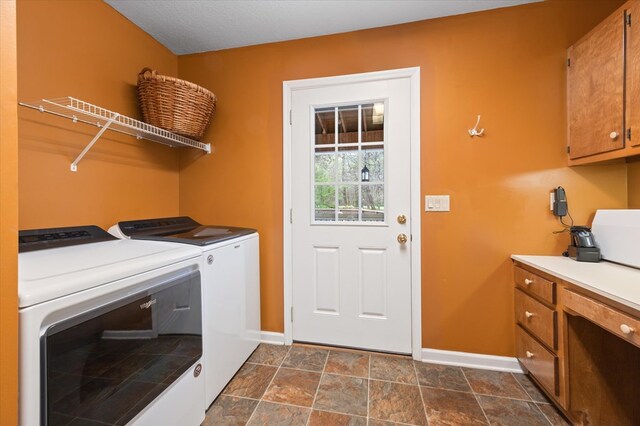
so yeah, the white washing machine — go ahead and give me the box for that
[19,225,205,426]
[109,216,261,407]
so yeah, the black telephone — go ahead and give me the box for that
[565,226,600,262]
[570,226,596,248]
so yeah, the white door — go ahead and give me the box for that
[290,75,413,353]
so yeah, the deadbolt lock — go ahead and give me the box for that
[397,215,407,224]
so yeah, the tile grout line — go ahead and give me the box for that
[413,361,430,426]
[305,349,330,426]
[473,392,549,403]
[461,368,492,425]
[509,372,535,402]
[244,344,293,425]
[509,372,554,426]
[536,403,558,426]
[267,361,415,385]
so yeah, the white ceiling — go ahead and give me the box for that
[104,0,541,55]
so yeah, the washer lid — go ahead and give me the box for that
[18,239,201,308]
[115,216,257,246]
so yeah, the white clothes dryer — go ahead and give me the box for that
[19,225,205,426]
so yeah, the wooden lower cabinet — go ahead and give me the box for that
[513,261,640,425]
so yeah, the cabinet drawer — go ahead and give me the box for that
[516,325,558,396]
[563,288,640,349]
[515,289,556,349]
[514,266,555,305]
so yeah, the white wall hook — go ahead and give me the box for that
[468,115,485,137]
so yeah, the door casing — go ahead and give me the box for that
[282,67,422,359]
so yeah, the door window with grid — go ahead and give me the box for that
[313,103,385,223]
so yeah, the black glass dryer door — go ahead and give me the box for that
[43,269,202,426]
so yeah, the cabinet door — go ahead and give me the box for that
[568,9,625,159]
[628,1,639,147]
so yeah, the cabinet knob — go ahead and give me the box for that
[525,311,534,319]
[620,324,636,335]
[526,351,534,358]
[524,278,533,285]
[610,131,619,140]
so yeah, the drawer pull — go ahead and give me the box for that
[620,324,636,335]
[526,351,534,358]
[524,278,533,285]
[525,311,534,319]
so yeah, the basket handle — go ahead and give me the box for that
[138,67,157,80]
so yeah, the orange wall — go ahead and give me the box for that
[629,160,640,208]
[17,0,181,230]
[178,0,628,355]
[1,0,19,423]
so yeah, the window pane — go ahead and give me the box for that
[362,146,383,182]
[315,185,335,221]
[338,105,359,144]
[311,102,386,224]
[315,107,335,145]
[337,150,358,182]
[361,103,384,143]
[337,185,359,221]
[315,152,335,183]
[362,184,384,222]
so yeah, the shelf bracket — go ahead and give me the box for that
[70,113,120,172]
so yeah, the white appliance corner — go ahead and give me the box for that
[260,331,286,345]
[421,348,524,373]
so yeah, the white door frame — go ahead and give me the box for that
[282,67,422,360]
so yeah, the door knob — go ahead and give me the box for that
[397,233,408,244]
[397,215,407,224]
[610,131,619,140]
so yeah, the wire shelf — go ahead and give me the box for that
[19,97,212,171]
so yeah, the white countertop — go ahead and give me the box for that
[511,255,640,313]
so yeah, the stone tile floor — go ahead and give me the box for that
[202,343,571,426]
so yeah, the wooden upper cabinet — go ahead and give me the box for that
[628,1,639,148]
[567,7,625,160]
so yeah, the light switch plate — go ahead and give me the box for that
[425,195,450,212]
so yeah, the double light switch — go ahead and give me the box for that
[425,195,450,212]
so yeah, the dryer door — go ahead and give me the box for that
[42,270,202,426]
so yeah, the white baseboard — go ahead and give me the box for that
[260,331,286,345]
[421,348,524,373]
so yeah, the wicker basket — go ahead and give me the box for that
[137,68,216,141]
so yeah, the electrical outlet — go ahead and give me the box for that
[425,195,450,212]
